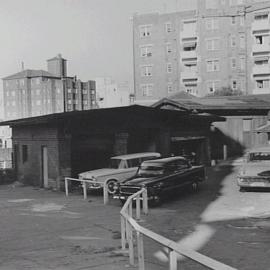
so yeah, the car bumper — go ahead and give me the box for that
[237,177,270,188]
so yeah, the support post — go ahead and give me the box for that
[223,144,227,160]
[103,181,109,205]
[136,195,141,220]
[142,189,148,215]
[169,250,178,270]
[82,181,87,200]
[120,216,126,250]
[127,222,134,265]
[137,231,145,270]
[129,201,133,218]
[65,178,69,197]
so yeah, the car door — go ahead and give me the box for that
[174,159,192,188]
[161,161,179,191]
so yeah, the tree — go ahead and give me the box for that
[207,86,243,97]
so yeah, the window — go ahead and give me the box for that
[83,100,88,105]
[166,43,172,53]
[5,81,9,87]
[36,100,41,105]
[206,38,220,50]
[36,78,40,84]
[255,59,268,66]
[140,45,153,57]
[207,81,220,93]
[206,59,219,72]
[205,18,219,30]
[231,58,236,69]
[254,13,268,21]
[20,79,25,86]
[240,34,245,48]
[6,91,9,97]
[231,16,236,25]
[240,57,245,70]
[67,100,72,104]
[141,65,153,77]
[141,84,153,96]
[255,35,263,44]
[167,63,172,73]
[67,88,72,93]
[11,91,15,97]
[12,101,16,106]
[57,88,61,94]
[243,119,252,132]
[36,89,40,95]
[165,22,172,33]
[256,80,270,89]
[240,79,245,91]
[183,42,197,51]
[22,145,28,163]
[231,80,237,90]
[167,83,173,93]
[139,25,152,37]
[231,36,236,47]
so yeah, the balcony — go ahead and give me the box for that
[252,43,270,53]
[180,70,198,80]
[252,20,270,32]
[253,87,270,95]
[181,50,197,60]
[180,29,197,39]
[253,65,270,75]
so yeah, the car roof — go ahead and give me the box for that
[248,146,270,153]
[110,152,161,160]
[141,156,187,165]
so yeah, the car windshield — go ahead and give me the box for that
[109,158,122,169]
[137,165,164,177]
[249,152,270,161]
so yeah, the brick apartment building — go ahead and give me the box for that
[2,54,97,120]
[133,0,270,103]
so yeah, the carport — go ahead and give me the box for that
[0,105,223,189]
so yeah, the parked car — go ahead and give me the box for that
[78,152,161,194]
[113,156,206,205]
[237,147,270,191]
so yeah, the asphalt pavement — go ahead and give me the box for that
[0,162,269,270]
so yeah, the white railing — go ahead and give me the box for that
[120,189,237,270]
[64,177,110,204]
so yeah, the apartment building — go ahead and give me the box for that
[133,0,270,103]
[95,77,130,108]
[2,54,97,120]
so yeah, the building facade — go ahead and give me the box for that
[95,77,130,108]
[2,54,97,120]
[133,0,270,103]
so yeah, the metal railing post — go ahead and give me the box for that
[136,195,141,220]
[103,180,109,205]
[65,178,69,197]
[82,181,87,200]
[169,250,178,270]
[137,231,145,270]
[142,189,148,215]
[127,221,135,265]
[120,215,127,250]
[129,201,133,218]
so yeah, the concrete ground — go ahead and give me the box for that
[0,162,269,269]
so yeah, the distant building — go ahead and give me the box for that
[2,54,97,120]
[95,77,130,108]
[133,0,270,103]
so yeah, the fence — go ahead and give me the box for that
[64,177,111,204]
[120,188,237,270]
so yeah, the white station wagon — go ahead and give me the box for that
[78,152,161,194]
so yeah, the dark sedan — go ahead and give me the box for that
[113,156,206,205]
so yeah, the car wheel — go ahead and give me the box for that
[107,179,118,195]
[239,187,246,192]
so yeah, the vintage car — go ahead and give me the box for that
[113,156,206,205]
[78,152,161,194]
[237,147,270,191]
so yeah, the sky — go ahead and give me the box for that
[0,0,197,118]
[0,0,196,83]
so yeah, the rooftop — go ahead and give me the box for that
[3,69,60,80]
